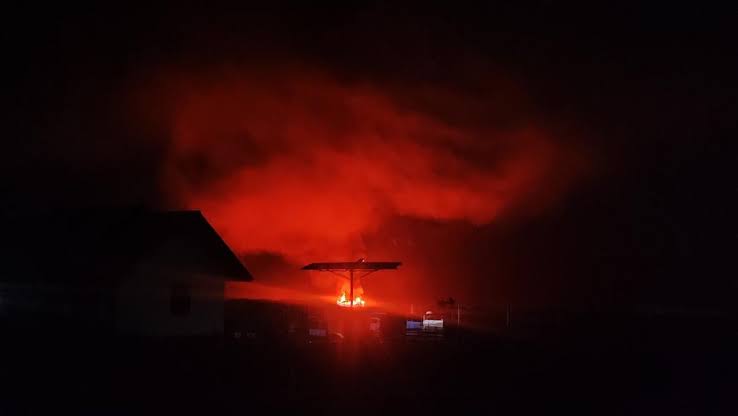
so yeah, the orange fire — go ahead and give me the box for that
[336,291,365,307]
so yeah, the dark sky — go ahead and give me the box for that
[3,3,736,310]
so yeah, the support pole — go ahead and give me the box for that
[350,269,354,307]
[457,303,460,327]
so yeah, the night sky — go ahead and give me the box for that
[3,3,736,311]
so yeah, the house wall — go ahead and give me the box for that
[118,235,232,336]
[115,267,225,336]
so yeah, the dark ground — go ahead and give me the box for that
[2,314,736,415]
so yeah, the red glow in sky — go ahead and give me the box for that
[138,65,585,306]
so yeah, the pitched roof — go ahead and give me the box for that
[0,208,253,284]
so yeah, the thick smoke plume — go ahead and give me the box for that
[137,65,584,305]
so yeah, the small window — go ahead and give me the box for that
[170,283,191,316]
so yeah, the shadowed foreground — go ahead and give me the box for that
[3,314,736,414]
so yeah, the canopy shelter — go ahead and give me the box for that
[302,259,401,307]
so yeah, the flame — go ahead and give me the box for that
[336,291,365,308]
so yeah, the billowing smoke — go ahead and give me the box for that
[136,65,585,307]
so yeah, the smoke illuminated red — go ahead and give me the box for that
[137,65,586,306]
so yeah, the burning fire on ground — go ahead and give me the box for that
[336,291,365,308]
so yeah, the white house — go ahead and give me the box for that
[0,208,252,336]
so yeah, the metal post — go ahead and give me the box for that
[457,303,460,327]
[350,269,354,307]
